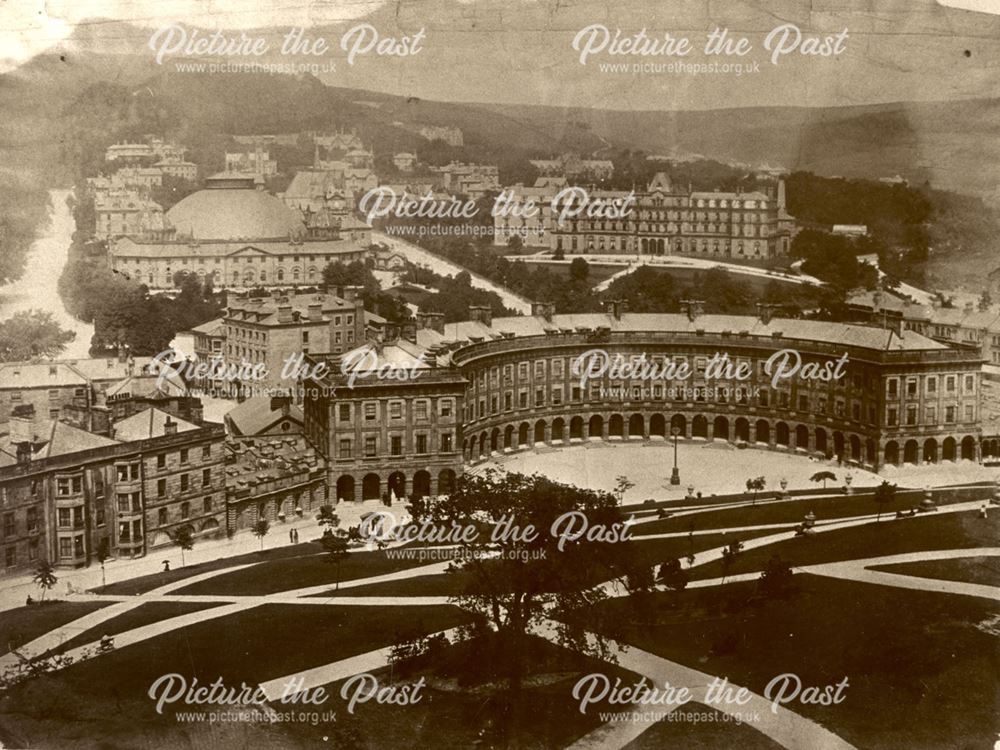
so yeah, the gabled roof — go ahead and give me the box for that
[113,408,199,441]
[225,396,303,436]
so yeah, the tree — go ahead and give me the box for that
[657,558,689,596]
[321,531,350,590]
[95,538,110,589]
[253,518,270,550]
[745,476,766,506]
[172,526,194,566]
[33,560,57,602]
[758,554,795,599]
[407,470,644,733]
[552,246,565,261]
[316,505,340,531]
[569,257,590,282]
[613,475,635,504]
[0,310,75,362]
[873,481,897,522]
[810,471,837,490]
[720,540,744,584]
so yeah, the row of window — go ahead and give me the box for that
[339,398,455,423]
[886,374,975,398]
[887,403,974,427]
[3,538,40,567]
[338,432,453,459]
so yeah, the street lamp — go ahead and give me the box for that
[670,426,682,485]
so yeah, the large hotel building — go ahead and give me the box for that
[304,302,987,502]
[495,173,795,259]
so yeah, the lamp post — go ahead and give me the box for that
[670,426,681,485]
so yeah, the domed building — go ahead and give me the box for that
[109,174,372,290]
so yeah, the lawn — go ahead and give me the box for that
[625,704,784,750]
[95,541,326,595]
[0,603,472,748]
[692,509,1000,580]
[574,574,1000,750]
[870,555,1000,588]
[172,547,459,596]
[0,601,109,656]
[50,601,227,655]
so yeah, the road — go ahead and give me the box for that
[0,189,94,358]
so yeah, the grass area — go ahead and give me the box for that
[51,601,227,655]
[172,547,459,596]
[626,704,784,750]
[0,603,472,749]
[631,488,971,537]
[575,574,1000,750]
[95,541,325,596]
[0,601,108,656]
[692,509,1000,580]
[871,555,1000,588]
[280,634,652,749]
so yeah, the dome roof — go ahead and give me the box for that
[166,185,305,241]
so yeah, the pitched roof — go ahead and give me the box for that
[0,420,119,467]
[224,396,303,436]
[112,408,199,441]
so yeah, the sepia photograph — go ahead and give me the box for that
[0,0,998,747]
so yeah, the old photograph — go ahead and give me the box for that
[0,0,998,747]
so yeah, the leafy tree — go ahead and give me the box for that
[810,470,837,490]
[613,475,635,504]
[172,526,195,566]
[745,476,766,506]
[321,531,350,590]
[253,518,271,550]
[873,481,897,522]
[758,555,795,599]
[95,538,110,589]
[407,469,644,730]
[569,257,590,282]
[720,540,744,584]
[33,560,57,602]
[657,558,689,595]
[0,310,75,361]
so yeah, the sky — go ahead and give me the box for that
[2,0,999,110]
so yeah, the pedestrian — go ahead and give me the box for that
[162,560,170,572]
[289,528,295,544]
[980,504,989,519]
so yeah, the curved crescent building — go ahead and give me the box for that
[303,302,983,502]
[109,174,371,290]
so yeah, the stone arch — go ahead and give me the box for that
[504,424,514,449]
[734,417,749,442]
[671,414,687,436]
[570,416,584,439]
[692,415,708,438]
[755,419,770,444]
[795,424,809,451]
[200,518,219,533]
[849,434,861,462]
[362,473,380,500]
[866,439,876,464]
[552,418,565,441]
[833,431,845,459]
[518,422,530,446]
[336,474,355,502]
[534,420,546,443]
[815,428,828,455]
[943,437,957,461]
[413,470,431,498]
[923,438,938,463]
[961,435,976,461]
[903,439,918,465]
[479,432,487,457]
[490,428,500,453]
[713,416,729,441]
[884,441,899,466]
[609,414,624,437]
[438,469,456,495]
[589,415,604,438]
[650,414,665,437]
[776,421,790,447]
[628,414,645,438]
[388,471,406,500]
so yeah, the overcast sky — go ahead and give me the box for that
[2,0,999,110]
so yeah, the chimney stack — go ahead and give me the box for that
[163,416,177,435]
[756,302,778,325]
[468,305,493,327]
[308,303,323,321]
[277,305,293,324]
[383,323,400,343]
[401,320,418,344]
[416,311,445,334]
[603,299,627,320]
[270,394,292,416]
